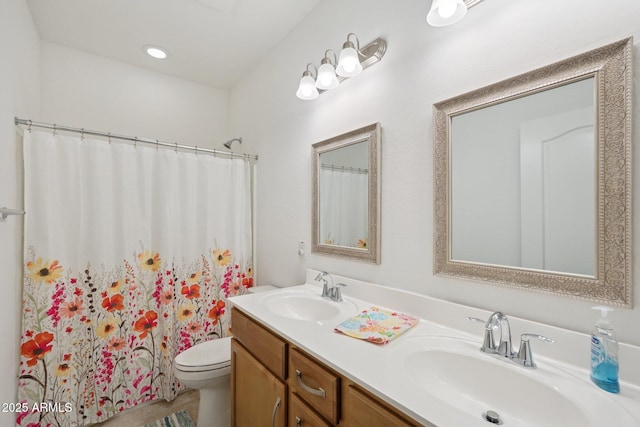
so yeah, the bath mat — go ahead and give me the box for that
[142,409,196,427]
[335,306,419,345]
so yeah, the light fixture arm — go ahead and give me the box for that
[323,49,339,66]
[304,62,318,78]
[346,33,361,52]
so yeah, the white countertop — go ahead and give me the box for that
[229,270,640,426]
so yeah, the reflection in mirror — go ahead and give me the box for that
[312,123,381,263]
[319,141,369,248]
[451,78,595,277]
[433,38,632,307]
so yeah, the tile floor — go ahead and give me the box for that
[94,389,199,426]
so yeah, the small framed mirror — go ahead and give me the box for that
[433,38,632,306]
[312,123,381,263]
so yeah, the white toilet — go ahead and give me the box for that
[175,337,232,427]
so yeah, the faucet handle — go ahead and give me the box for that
[516,333,555,368]
[315,272,331,297]
[521,334,555,343]
[468,316,498,353]
[332,283,347,302]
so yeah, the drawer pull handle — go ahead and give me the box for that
[296,369,326,398]
[295,416,303,426]
[271,397,281,427]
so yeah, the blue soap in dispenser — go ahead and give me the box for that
[590,306,620,393]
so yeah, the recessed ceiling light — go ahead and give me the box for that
[144,45,168,59]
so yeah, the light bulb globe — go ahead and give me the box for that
[316,62,339,90]
[336,46,362,78]
[427,0,467,27]
[296,74,319,100]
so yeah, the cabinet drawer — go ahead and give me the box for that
[289,392,332,427]
[289,347,340,424]
[231,308,287,380]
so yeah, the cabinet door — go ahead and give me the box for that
[345,385,417,427]
[231,339,286,427]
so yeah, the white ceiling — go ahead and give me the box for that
[27,0,321,89]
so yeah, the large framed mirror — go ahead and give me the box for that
[312,123,381,263]
[433,38,632,306]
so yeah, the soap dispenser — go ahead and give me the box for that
[590,306,620,393]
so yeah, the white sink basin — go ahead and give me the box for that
[261,289,358,324]
[389,336,636,426]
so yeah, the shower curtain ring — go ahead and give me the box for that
[174,142,178,152]
[156,140,159,151]
[134,137,138,148]
[108,132,111,144]
[27,120,32,133]
[81,128,85,140]
[195,146,198,155]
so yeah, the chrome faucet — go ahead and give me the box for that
[492,311,513,357]
[314,272,346,302]
[469,311,513,357]
[469,312,554,368]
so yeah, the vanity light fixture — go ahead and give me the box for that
[296,33,387,101]
[427,0,485,27]
[144,45,169,59]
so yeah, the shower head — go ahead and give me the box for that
[223,137,242,150]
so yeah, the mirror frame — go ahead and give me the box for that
[312,123,381,263]
[433,38,632,307]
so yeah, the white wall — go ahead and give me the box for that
[0,1,40,424]
[229,0,640,346]
[40,41,229,148]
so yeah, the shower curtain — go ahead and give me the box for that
[319,167,368,247]
[17,130,254,426]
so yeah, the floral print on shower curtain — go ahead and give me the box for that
[18,130,254,426]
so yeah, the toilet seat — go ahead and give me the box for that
[175,337,231,372]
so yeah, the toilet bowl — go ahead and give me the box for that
[175,337,231,427]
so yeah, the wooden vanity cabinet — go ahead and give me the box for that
[231,307,425,427]
[342,381,419,427]
[231,305,286,378]
[231,309,287,427]
[231,340,286,426]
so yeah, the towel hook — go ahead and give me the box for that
[0,207,26,221]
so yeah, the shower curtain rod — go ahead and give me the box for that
[321,163,368,174]
[14,117,258,161]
